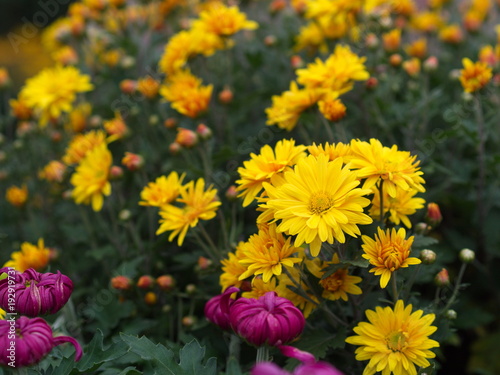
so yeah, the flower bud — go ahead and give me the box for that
[218,87,233,104]
[389,54,403,67]
[156,275,175,291]
[111,275,132,290]
[225,185,238,201]
[137,275,155,289]
[365,33,379,49]
[269,0,286,13]
[0,268,73,317]
[264,35,277,46]
[423,56,439,72]
[414,222,428,235]
[149,115,159,126]
[144,291,157,305]
[164,118,177,129]
[290,55,304,69]
[120,79,137,94]
[459,248,475,263]
[182,315,197,328]
[175,128,198,148]
[426,203,442,228]
[197,256,212,270]
[0,316,82,367]
[419,249,437,264]
[169,142,181,155]
[205,287,239,331]
[196,123,212,140]
[445,309,457,320]
[122,152,144,171]
[403,58,421,77]
[109,165,124,180]
[434,268,449,286]
[230,292,305,347]
[186,284,196,295]
[365,77,378,90]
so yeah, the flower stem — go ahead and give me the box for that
[391,272,399,303]
[473,95,487,253]
[227,333,241,368]
[256,345,269,363]
[378,180,385,227]
[440,263,467,314]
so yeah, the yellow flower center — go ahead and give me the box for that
[320,269,346,292]
[309,192,334,215]
[387,331,408,352]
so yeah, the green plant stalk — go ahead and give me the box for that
[440,263,467,314]
[473,95,487,253]
[256,345,269,363]
[227,334,241,368]
[391,272,399,303]
[401,264,421,300]
[198,224,222,260]
[378,179,385,227]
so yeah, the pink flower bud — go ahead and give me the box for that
[204,286,239,331]
[426,202,442,228]
[0,316,82,367]
[435,268,450,286]
[111,275,132,290]
[0,268,73,317]
[196,123,212,140]
[137,275,155,289]
[229,292,305,347]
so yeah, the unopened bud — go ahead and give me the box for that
[169,142,181,155]
[120,79,137,94]
[420,249,437,264]
[111,275,132,290]
[157,275,175,291]
[149,115,159,126]
[118,209,132,221]
[365,77,378,90]
[89,115,102,127]
[414,222,428,235]
[144,291,157,305]
[426,203,442,228]
[164,118,177,129]
[435,268,450,286]
[225,185,238,201]
[264,35,277,46]
[175,128,198,148]
[218,87,233,104]
[109,165,124,179]
[459,248,475,263]
[196,123,212,140]
[423,56,439,72]
[137,275,155,289]
[445,309,457,320]
[389,54,403,67]
[122,152,144,171]
[290,55,304,69]
[197,256,212,270]
[185,284,196,295]
[162,305,172,313]
[365,33,379,49]
[182,315,197,328]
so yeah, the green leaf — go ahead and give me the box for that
[224,357,244,375]
[412,235,439,249]
[76,329,128,372]
[178,340,217,375]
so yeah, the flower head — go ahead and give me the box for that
[220,244,248,291]
[104,112,129,140]
[264,154,372,257]
[62,130,108,165]
[229,292,305,346]
[346,300,439,375]
[0,268,73,317]
[192,3,258,36]
[459,58,492,93]
[70,142,112,212]
[204,286,239,331]
[307,142,352,162]
[318,93,346,122]
[39,161,67,183]
[156,178,221,246]
[139,172,185,207]
[0,316,82,367]
[361,227,420,288]
[369,187,425,228]
[3,239,50,272]
[5,184,28,207]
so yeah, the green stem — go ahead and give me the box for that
[401,264,421,300]
[440,263,467,314]
[474,95,487,253]
[227,333,241,367]
[256,345,269,363]
[391,272,399,303]
[198,224,222,260]
[378,180,385,227]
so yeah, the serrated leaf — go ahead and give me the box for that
[293,328,345,358]
[76,330,128,372]
[178,340,217,375]
[224,357,244,375]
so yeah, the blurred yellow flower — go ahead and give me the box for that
[70,142,112,212]
[156,178,221,246]
[236,139,306,207]
[5,184,28,207]
[361,227,420,288]
[459,58,492,93]
[139,172,185,207]
[410,11,444,33]
[66,102,92,133]
[19,65,93,126]
[3,239,50,272]
[9,97,33,120]
[318,93,346,122]
[220,243,248,291]
[439,24,463,44]
[192,3,258,36]
[104,112,129,140]
[307,142,352,162]
[405,38,427,58]
[242,276,278,299]
[382,29,401,52]
[137,76,160,99]
[264,154,373,257]
[0,308,5,320]
[39,161,67,183]
[62,130,108,165]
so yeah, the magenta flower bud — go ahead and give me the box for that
[0,267,73,317]
[204,286,239,331]
[229,292,305,347]
[0,316,82,367]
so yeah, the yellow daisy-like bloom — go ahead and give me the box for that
[265,81,323,131]
[369,186,425,228]
[318,93,347,122]
[345,300,439,375]
[160,70,213,118]
[242,276,278,299]
[264,154,373,257]
[276,266,318,318]
[3,239,50,272]
[192,3,258,36]
[220,243,248,291]
[66,102,92,133]
[306,254,362,301]
[405,38,427,59]
[307,142,352,162]
[9,97,33,120]
[238,223,302,283]
[156,178,221,246]
[70,142,112,212]
[294,22,328,53]
[62,130,108,165]
[104,112,129,140]
[361,227,420,288]
[39,160,67,183]
[438,24,463,44]
[459,58,493,93]
[139,172,185,207]
[19,65,93,126]
[349,138,425,198]
[296,44,369,94]
[410,11,444,33]
[5,184,28,207]
[236,139,307,207]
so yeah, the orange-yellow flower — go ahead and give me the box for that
[139,172,185,207]
[104,113,129,140]
[5,184,28,207]
[307,142,352,162]
[459,58,492,93]
[62,130,108,165]
[382,29,401,52]
[191,3,258,36]
[39,161,67,183]
[220,243,248,291]
[137,76,160,99]
[3,239,51,272]
[318,93,346,122]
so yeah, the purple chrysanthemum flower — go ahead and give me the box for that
[0,267,73,317]
[0,316,82,367]
[229,291,305,347]
[204,286,239,331]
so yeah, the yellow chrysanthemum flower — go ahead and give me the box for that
[103,112,129,140]
[191,3,258,36]
[156,178,221,246]
[70,142,112,212]
[318,93,347,122]
[264,154,373,257]
[39,160,66,183]
[361,227,420,288]
[139,172,185,207]
[5,184,28,208]
[19,65,93,126]
[459,58,492,93]
[405,38,427,59]
[160,70,213,118]
[276,266,318,318]
[294,22,328,53]
[62,130,108,165]
[66,102,92,133]
[3,239,50,272]
[296,44,369,94]
[307,254,362,301]
[349,138,426,198]
[438,24,463,44]
[220,243,248,291]
[266,81,323,131]
[346,300,439,375]
[238,223,302,283]
[236,139,307,207]
[410,11,444,33]
[0,308,5,320]
[242,276,278,299]
[307,142,352,162]
[369,186,425,228]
